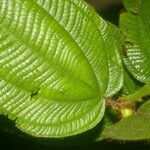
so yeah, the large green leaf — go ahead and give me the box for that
[0,0,122,138]
[102,100,150,140]
[33,0,123,97]
[120,0,150,83]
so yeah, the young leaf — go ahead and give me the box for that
[0,0,122,138]
[102,100,150,141]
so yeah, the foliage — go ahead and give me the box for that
[0,0,149,143]
[102,100,150,140]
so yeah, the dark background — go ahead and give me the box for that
[0,131,150,150]
[0,0,150,150]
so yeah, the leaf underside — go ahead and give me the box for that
[0,0,122,138]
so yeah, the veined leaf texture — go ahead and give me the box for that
[0,0,123,137]
[121,0,150,83]
[101,0,150,141]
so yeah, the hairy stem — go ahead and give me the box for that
[121,82,150,102]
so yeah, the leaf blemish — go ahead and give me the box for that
[122,41,134,55]
[31,88,40,98]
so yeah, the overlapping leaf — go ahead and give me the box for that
[0,0,123,137]
[120,0,150,101]
[120,0,150,83]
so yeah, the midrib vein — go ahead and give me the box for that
[0,22,97,95]
[30,0,100,90]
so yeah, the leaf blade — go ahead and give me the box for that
[0,0,122,138]
[120,0,150,83]
[0,0,105,138]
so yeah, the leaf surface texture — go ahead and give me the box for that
[120,0,150,83]
[0,0,122,137]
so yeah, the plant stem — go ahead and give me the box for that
[121,82,150,102]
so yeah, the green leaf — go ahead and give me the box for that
[66,0,124,97]
[0,0,122,138]
[101,23,123,97]
[124,0,142,14]
[120,0,150,83]
[122,82,150,101]
[102,100,150,140]
[121,67,144,96]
